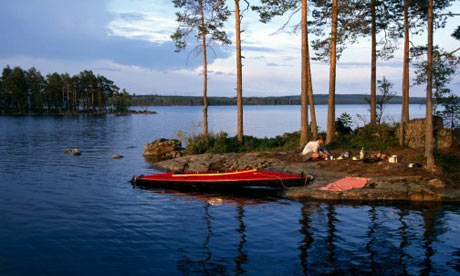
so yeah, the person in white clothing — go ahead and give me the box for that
[301,136,329,160]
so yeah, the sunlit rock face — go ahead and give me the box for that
[397,116,452,150]
[143,139,182,157]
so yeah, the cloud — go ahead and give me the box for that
[338,61,404,69]
[107,11,177,44]
[266,63,289,67]
[0,0,229,71]
[242,46,280,53]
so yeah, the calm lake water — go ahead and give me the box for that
[1,105,459,275]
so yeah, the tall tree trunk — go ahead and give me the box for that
[425,0,435,171]
[370,0,377,124]
[300,0,309,147]
[199,0,209,136]
[67,85,70,111]
[400,0,410,146]
[235,0,243,143]
[306,25,318,139]
[91,86,95,112]
[326,0,338,144]
[74,85,77,112]
[98,85,102,112]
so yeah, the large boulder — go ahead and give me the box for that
[143,139,182,157]
[397,116,452,150]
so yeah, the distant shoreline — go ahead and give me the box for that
[0,110,157,116]
[131,94,426,106]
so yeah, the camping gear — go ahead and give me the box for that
[359,148,365,160]
[389,155,399,163]
[408,162,422,168]
[131,170,312,190]
[318,177,371,192]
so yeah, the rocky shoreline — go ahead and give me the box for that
[151,152,460,202]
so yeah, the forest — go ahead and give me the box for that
[130,94,426,106]
[171,0,459,171]
[0,66,131,113]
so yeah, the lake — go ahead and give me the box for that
[1,104,459,275]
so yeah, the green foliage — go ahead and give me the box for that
[364,76,396,124]
[376,76,395,124]
[171,0,231,53]
[452,25,460,40]
[309,0,368,62]
[251,0,298,24]
[113,89,131,112]
[329,123,399,151]
[185,131,300,154]
[412,46,460,114]
[0,65,122,113]
[437,94,460,129]
[337,112,353,128]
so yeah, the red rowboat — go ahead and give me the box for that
[131,170,312,190]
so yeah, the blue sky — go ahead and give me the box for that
[0,0,458,97]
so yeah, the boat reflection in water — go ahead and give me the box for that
[134,185,460,275]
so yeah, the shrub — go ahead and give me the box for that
[185,131,300,154]
[329,123,398,151]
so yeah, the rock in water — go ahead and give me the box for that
[112,154,124,159]
[143,139,182,157]
[64,149,72,154]
[72,148,81,156]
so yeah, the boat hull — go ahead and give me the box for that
[131,170,309,191]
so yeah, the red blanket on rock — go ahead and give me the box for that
[318,177,370,192]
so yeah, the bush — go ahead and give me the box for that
[185,131,300,154]
[329,123,398,151]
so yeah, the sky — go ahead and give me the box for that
[0,0,458,97]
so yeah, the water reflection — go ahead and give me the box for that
[137,187,459,275]
[326,204,337,274]
[298,203,315,275]
[134,187,282,206]
[234,206,247,275]
[176,202,227,275]
[296,201,459,275]
[366,206,377,274]
[397,208,409,275]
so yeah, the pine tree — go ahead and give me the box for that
[171,0,231,136]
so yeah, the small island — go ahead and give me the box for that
[0,65,155,115]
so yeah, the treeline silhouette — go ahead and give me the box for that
[131,94,426,106]
[0,65,130,113]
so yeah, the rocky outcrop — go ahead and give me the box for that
[397,116,452,150]
[143,139,183,157]
[154,153,293,173]
[152,153,460,202]
[65,148,81,155]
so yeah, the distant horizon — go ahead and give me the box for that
[132,92,426,99]
[130,93,427,106]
